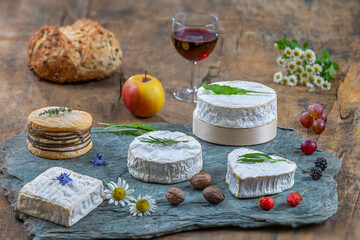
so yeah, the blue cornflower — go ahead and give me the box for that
[57,173,72,186]
[91,153,106,166]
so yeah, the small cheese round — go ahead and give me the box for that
[127,131,203,184]
[194,81,277,128]
[226,148,297,198]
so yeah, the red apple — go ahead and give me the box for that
[122,73,165,117]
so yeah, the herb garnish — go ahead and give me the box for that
[202,83,274,95]
[237,153,287,163]
[39,105,81,116]
[91,123,157,136]
[140,136,188,146]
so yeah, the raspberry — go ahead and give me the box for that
[314,157,327,171]
[259,197,274,210]
[310,167,322,180]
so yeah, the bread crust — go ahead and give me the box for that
[28,19,122,83]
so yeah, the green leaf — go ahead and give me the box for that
[282,54,290,60]
[98,123,157,131]
[202,83,274,95]
[302,41,309,50]
[333,62,339,70]
[329,63,336,76]
[322,49,329,59]
[239,153,272,159]
[326,72,333,81]
[91,129,148,136]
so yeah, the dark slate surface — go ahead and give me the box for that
[0,123,341,240]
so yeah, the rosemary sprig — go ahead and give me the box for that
[237,153,287,163]
[91,123,157,136]
[202,83,274,95]
[140,136,188,146]
[39,105,81,116]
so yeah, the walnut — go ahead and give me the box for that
[202,186,225,204]
[190,172,213,190]
[165,187,185,205]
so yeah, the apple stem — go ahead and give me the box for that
[142,70,151,83]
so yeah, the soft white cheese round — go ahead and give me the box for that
[194,81,277,128]
[127,131,203,184]
[226,148,297,198]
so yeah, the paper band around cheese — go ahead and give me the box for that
[193,115,277,146]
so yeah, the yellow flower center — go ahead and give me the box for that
[306,52,312,58]
[286,50,291,55]
[294,51,300,57]
[112,188,126,201]
[314,66,319,72]
[276,75,280,79]
[307,68,313,73]
[309,75,315,82]
[136,199,149,213]
[289,65,295,70]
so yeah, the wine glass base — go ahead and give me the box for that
[173,88,197,103]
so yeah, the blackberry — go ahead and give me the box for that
[314,157,327,171]
[310,167,322,180]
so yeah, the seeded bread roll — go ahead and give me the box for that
[27,19,122,83]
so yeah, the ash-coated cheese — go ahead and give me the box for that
[194,81,277,128]
[127,131,203,184]
[226,148,297,198]
[17,167,105,227]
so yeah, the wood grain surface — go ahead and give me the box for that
[0,0,359,239]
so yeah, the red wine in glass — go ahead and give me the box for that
[172,28,218,62]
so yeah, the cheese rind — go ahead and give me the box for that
[194,81,277,128]
[226,148,297,198]
[17,167,105,227]
[127,131,203,184]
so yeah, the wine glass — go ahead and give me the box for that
[172,12,219,103]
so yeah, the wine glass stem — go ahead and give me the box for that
[190,61,198,92]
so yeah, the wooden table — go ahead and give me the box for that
[0,0,359,239]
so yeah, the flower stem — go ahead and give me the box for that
[103,179,113,191]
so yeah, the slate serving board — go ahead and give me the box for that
[0,123,341,240]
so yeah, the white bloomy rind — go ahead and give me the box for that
[17,167,105,227]
[194,81,277,128]
[127,131,202,184]
[226,148,297,198]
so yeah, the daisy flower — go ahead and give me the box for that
[306,82,315,92]
[295,59,303,66]
[313,64,322,73]
[307,56,316,64]
[129,195,157,217]
[314,76,324,86]
[301,71,309,79]
[287,61,296,72]
[305,49,315,61]
[293,47,302,58]
[308,75,315,83]
[284,47,293,56]
[297,51,305,61]
[273,72,283,83]
[276,57,286,67]
[281,76,289,85]
[288,75,298,86]
[300,77,308,86]
[104,178,135,207]
[305,65,314,74]
[296,66,304,73]
[321,81,331,91]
